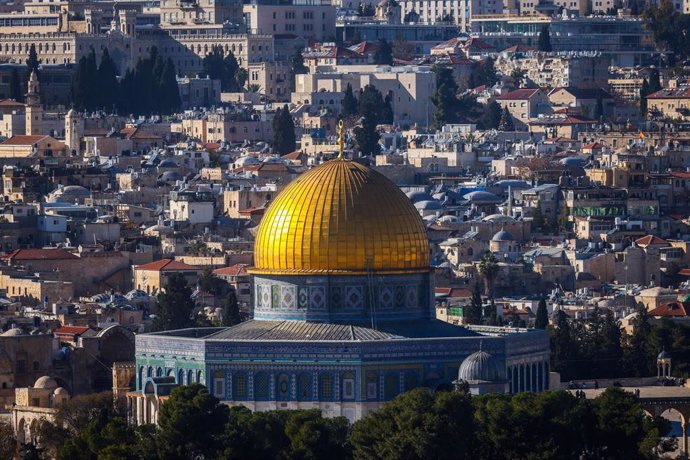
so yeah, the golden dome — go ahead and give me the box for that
[251,159,429,275]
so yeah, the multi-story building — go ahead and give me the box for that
[646,86,690,121]
[495,53,609,89]
[293,65,436,125]
[243,0,336,41]
[495,88,550,129]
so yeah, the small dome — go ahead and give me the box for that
[463,191,501,203]
[406,191,433,203]
[560,156,586,166]
[458,351,504,383]
[34,376,59,390]
[414,200,442,210]
[483,214,516,223]
[492,229,514,241]
[658,350,671,360]
[61,185,90,195]
[53,387,69,396]
[235,155,260,166]
[1,328,24,336]
[158,159,177,168]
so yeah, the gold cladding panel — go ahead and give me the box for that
[252,159,430,274]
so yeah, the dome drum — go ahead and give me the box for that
[252,272,434,323]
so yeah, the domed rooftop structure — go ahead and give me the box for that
[414,200,442,211]
[61,185,90,195]
[251,159,429,275]
[34,376,59,390]
[492,229,514,241]
[53,387,69,396]
[483,214,516,223]
[406,190,433,203]
[658,350,671,360]
[463,190,501,203]
[1,328,24,336]
[458,350,505,383]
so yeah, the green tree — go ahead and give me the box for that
[203,46,242,92]
[535,296,548,329]
[382,93,394,124]
[198,267,225,295]
[431,65,460,128]
[341,83,358,118]
[538,25,553,52]
[97,48,119,111]
[222,287,241,327]
[157,384,230,460]
[71,49,98,111]
[0,419,15,460]
[639,78,649,115]
[478,252,499,298]
[354,84,385,156]
[159,57,181,114]
[624,305,656,377]
[374,39,393,65]
[479,100,502,129]
[289,48,308,91]
[152,272,196,331]
[9,68,22,102]
[284,410,351,460]
[550,310,578,380]
[351,388,475,460]
[26,43,40,80]
[465,283,483,325]
[498,106,515,131]
[469,57,498,88]
[593,91,604,121]
[272,105,296,155]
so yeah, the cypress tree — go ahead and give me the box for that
[374,39,394,65]
[97,48,119,111]
[341,83,358,118]
[498,106,515,131]
[272,105,296,155]
[479,100,502,129]
[159,58,181,114]
[26,44,40,80]
[535,297,548,329]
[382,93,394,124]
[9,69,22,102]
[538,25,553,52]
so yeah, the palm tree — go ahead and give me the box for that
[478,252,499,298]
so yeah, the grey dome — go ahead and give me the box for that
[463,191,501,203]
[458,351,504,383]
[483,214,516,223]
[406,191,433,203]
[34,376,59,389]
[658,350,671,360]
[414,200,442,210]
[61,185,90,195]
[492,229,514,241]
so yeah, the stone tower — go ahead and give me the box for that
[65,109,81,155]
[25,71,43,136]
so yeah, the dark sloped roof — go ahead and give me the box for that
[202,319,480,341]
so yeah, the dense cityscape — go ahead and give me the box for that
[0,0,690,458]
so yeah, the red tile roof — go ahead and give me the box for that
[135,259,201,271]
[635,235,669,247]
[54,326,91,336]
[1,135,49,146]
[435,287,472,298]
[496,88,541,101]
[649,301,690,317]
[3,248,78,260]
[213,263,250,276]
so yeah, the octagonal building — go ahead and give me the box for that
[131,158,549,424]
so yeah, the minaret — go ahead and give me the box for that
[25,71,43,136]
[65,108,81,155]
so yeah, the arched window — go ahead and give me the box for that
[187,369,194,384]
[196,370,203,384]
[297,373,311,401]
[233,372,246,399]
[467,247,474,256]
[213,371,226,398]
[366,372,377,399]
[342,372,355,399]
[255,372,269,399]
[385,373,398,399]
[156,367,163,377]
[319,373,333,400]
[277,373,290,400]
[147,366,153,378]
[177,369,184,384]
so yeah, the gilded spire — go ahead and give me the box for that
[337,119,345,160]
